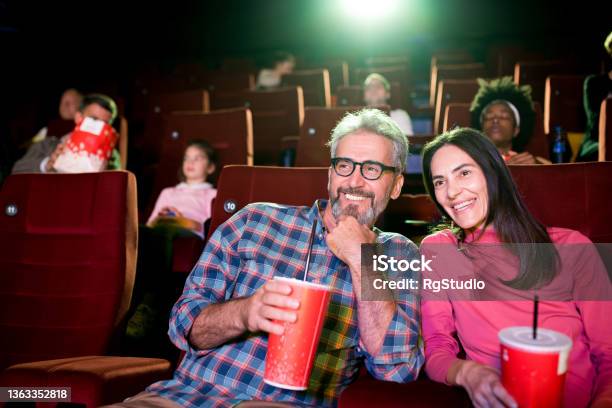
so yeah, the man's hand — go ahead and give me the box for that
[454,361,517,408]
[242,280,300,335]
[45,142,67,172]
[190,280,300,350]
[506,151,537,165]
[325,216,377,270]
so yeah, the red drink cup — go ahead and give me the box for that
[264,276,331,390]
[499,327,573,408]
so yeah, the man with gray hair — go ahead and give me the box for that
[105,108,423,408]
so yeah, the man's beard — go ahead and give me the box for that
[330,187,390,226]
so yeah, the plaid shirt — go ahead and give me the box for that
[147,200,423,407]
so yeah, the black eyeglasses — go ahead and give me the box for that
[331,157,397,181]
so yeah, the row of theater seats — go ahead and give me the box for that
[132,60,596,168]
[137,105,439,224]
[139,90,611,219]
[35,86,609,276]
[1,162,611,407]
[13,49,594,167]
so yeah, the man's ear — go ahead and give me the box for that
[390,173,404,200]
[513,126,520,138]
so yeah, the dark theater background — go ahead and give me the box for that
[0,0,608,174]
[0,0,610,407]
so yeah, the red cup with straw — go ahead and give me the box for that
[264,277,331,390]
[499,296,573,408]
[264,219,332,390]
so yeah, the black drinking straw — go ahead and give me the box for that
[532,295,539,340]
[302,219,318,281]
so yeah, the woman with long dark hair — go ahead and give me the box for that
[419,128,612,408]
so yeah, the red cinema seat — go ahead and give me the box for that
[0,171,171,407]
[433,80,480,134]
[442,102,471,132]
[140,89,211,163]
[508,162,612,243]
[200,71,256,110]
[513,60,575,105]
[544,75,586,135]
[295,106,361,167]
[240,87,305,165]
[300,59,349,93]
[149,89,210,115]
[0,171,137,369]
[430,63,486,108]
[335,85,364,107]
[599,97,612,162]
[207,166,329,240]
[523,102,548,159]
[284,69,332,107]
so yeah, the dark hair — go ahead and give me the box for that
[470,77,535,152]
[80,93,118,124]
[422,127,559,290]
[178,139,217,182]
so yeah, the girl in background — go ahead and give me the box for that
[147,139,217,238]
[126,140,217,357]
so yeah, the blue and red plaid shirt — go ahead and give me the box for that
[147,200,423,407]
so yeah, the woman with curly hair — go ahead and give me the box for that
[470,77,550,164]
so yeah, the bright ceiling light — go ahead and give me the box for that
[340,0,400,20]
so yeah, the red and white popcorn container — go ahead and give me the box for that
[53,117,119,173]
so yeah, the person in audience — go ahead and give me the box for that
[104,109,423,407]
[470,77,550,164]
[147,139,218,237]
[577,31,612,161]
[363,73,414,136]
[11,93,120,173]
[125,140,218,354]
[256,51,295,89]
[420,127,612,408]
[31,88,84,144]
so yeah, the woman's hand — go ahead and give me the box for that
[453,360,517,408]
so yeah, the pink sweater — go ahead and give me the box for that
[147,182,217,231]
[421,227,612,408]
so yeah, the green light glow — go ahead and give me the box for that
[339,0,401,20]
